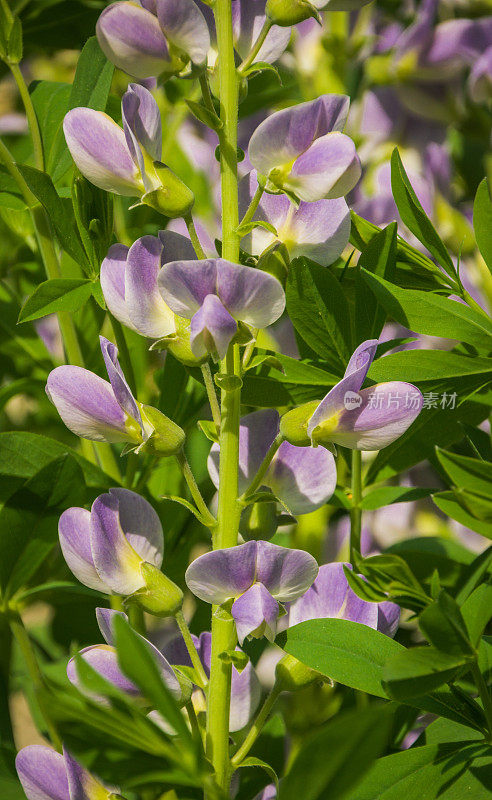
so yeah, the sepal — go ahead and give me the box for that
[275,654,321,691]
[130,562,184,617]
[142,404,186,455]
[266,0,321,26]
[279,401,318,447]
[142,162,195,218]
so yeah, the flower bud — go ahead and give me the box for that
[131,562,184,617]
[240,501,278,541]
[266,0,321,26]
[142,404,186,456]
[275,654,320,691]
[279,401,318,447]
[142,162,195,218]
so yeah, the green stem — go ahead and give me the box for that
[239,183,265,229]
[199,72,217,119]
[176,610,209,689]
[201,362,221,431]
[350,449,362,565]
[472,661,492,741]
[8,611,62,750]
[462,289,491,322]
[238,19,273,73]
[240,433,283,502]
[176,450,216,527]
[231,686,280,766]
[9,62,44,170]
[185,213,207,259]
[128,604,146,635]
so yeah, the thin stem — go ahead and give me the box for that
[462,289,491,321]
[186,699,204,749]
[8,611,62,750]
[239,183,265,229]
[185,213,207,259]
[238,19,273,73]
[240,433,284,502]
[201,362,221,431]
[176,610,209,689]
[199,72,217,118]
[241,333,258,371]
[175,450,216,526]
[128,604,146,635]
[110,595,125,612]
[9,62,44,170]
[231,686,280,766]
[350,449,362,565]
[472,661,492,741]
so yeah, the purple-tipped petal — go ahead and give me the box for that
[126,235,175,338]
[64,748,112,800]
[46,366,128,443]
[328,381,424,450]
[159,229,197,262]
[248,95,350,177]
[345,339,378,380]
[99,336,142,432]
[63,108,139,196]
[122,84,162,191]
[67,644,140,697]
[100,243,137,332]
[96,1,170,79]
[185,541,258,604]
[277,198,350,264]
[156,0,210,65]
[216,259,285,328]
[107,488,164,567]
[232,583,279,644]
[16,746,69,800]
[58,507,111,593]
[90,492,146,595]
[266,441,336,514]
[232,0,291,63]
[288,133,361,201]
[256,541,318,602]
[378,601,400,638]
[158,258,218,317]
[96,607,126,646]
[190,294,238,360]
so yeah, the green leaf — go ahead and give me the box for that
[279,705,393,800]
[0,454,86,598]
[369,350,492,383]
[236,757,279,795]
[390,148,457,280]
[360,486,433,510]
[436,449,492,498]
[185,99,222,131]
[461,583,492,647]
[383,647,469,700]
[18,278,93,322]
[361,270,492,351]
[286,257,352,370]
[433,491,492,539]
[355,222,397,342]
[473,178,492,275]
[0,744,25,799]
[419,591,474,656]
[30,80,71,173]
[236,220,278,237]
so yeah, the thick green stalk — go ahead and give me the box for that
[206,2,242,793]
[350,449,362,564]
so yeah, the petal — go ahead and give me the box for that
[16,746,69,800]
[159,229,197,262]
[96,1,170,79]
[231,0,291,63]
[278,198,350,264]
[156,0,210,65]
[158,258,218,318]
[207,409,279,494]
[185,541,258,604]
[100,243,137,332]
[126,235,175,338]
[190,294,238,360]
[288,563,349,627]
[64,748,112,800]
[216,259,286,328]
[122,83,162,191]
[288,133,361,202]
[248,95,350,177]
[96,607,126,646]
[108,487,163,567]
[46,366,128,443]
[67,644,140,697]
[63,109,139,196]
[329,382,424,450]
[266,442,337,514]
[344,339,378,380]
[232,583,279,644]
[90,492,145,595]
[99,336,142,432]
[229,649,262,731]
[253,786,277,800]
[256,541,318,602]
[58,507,111,593]
[378,601,401,638]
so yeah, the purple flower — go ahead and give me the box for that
[158,258,286,360]
[468,46,492,103]
[248,95,361,202]
[16,745,115,800]
[67,608,183,702]
[185,541,318,644]
[101,231,196,339]
[96,0,210,79]
[282,339,423,451]
[208,409,337,515]
[239,171,350,265]
[287,562,400,637]
[161,630,261,731]
[58,488,163,595]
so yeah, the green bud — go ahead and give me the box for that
[266,0,321,26]
[142,163,195,218]
[275,654,320,691]
[153,316,207,367]
[257,241,290,286]
[240,501,278,541]
[279,400,318,447]
[142,404,186,456]
[131,562,184,617]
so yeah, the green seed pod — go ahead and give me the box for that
[266,0,321,27]
[240,501,278,541]
[275,654,320,691]
[279,400,318,447]
[132,562,184,617]
[142,162,195,218]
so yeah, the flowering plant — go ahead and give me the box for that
[1,1,492,800]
